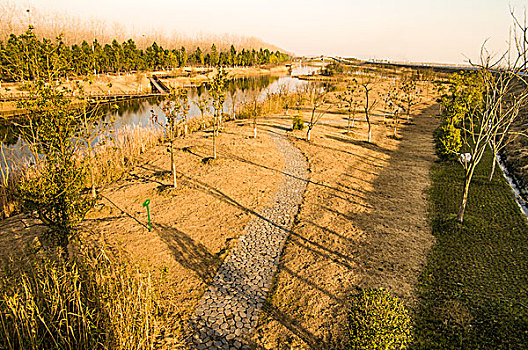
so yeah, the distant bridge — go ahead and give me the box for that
[148,75,170,94]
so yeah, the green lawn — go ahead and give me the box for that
[413,150,528,349]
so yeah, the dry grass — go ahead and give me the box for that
[0,246,166,350]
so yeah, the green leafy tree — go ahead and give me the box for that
[433,122,462,160]
[209,68,227,159]
[210,43,219,67]
[15,80,96,254]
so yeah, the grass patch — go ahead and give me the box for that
[413,149,528,349]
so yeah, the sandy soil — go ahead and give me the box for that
[251,89,438,349]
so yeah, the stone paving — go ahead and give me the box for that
[188,129,308,349]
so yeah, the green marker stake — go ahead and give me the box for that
[142,199,151,231]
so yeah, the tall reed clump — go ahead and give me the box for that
[0,247,165,350]
[237,90,302,119]
[90,125,165,185]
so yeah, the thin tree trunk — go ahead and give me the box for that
[458,167,475,222]
[170,139,177,188]
[489,153,497,181]
[306,128,312,141]
[457,179,470,222]
[213,114,217,159]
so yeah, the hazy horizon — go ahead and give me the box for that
[12,0,528,65]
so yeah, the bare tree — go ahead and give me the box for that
[245,89,262,138]
[227,88,239,120]
[151,87,189,188]
[360,78,378,143]
[454,46,528,222]
[396,74,420,121]
[337,79,359,133]
[305,83,329,141]
[511,6,527,70]
[195,93,211,129]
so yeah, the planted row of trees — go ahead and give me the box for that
[0,26,290,82]
[433,9,528,222]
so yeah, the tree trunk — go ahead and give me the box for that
[367,122,372,143]
[170,139,177,188]
[306,128,312,141]
[489,154,497,181]
[184,123,188,137]
[253,125,257,138]
[457,178,470,222]
[213,115,217,159]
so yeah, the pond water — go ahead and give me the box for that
[107,64,319,130]
[0,64,320,171]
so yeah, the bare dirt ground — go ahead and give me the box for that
[87,121,288,345]
[252,95,438,348]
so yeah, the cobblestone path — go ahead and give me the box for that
[188,129,308,349]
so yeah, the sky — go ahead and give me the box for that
[14,0,528,64]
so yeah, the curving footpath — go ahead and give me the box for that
[188,129,308,349]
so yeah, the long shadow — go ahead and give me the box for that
[99,194,149,230]
[180,172,358,272]
[178,138,371,200]
[154,223,221,284]
[288,134,389,169]
[343,104,439,298]
[325,134,392,155]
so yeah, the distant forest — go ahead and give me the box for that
[0,27,290,82]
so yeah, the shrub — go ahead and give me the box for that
[0,247,165,350]
[434,123,462,160]
[292,114,305,130]
[347,288,412,350]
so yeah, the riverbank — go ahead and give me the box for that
[0,63,295,120]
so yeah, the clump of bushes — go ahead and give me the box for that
[292,114,305,130]
[0,247,167,350]
[347,288,412,350]
[320,62,345,76]
[433,123,462,160]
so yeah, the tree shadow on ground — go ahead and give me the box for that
[153,223,221,284]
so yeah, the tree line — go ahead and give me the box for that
[0,27,290,82]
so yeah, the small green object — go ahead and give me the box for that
[142,199,151,231]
